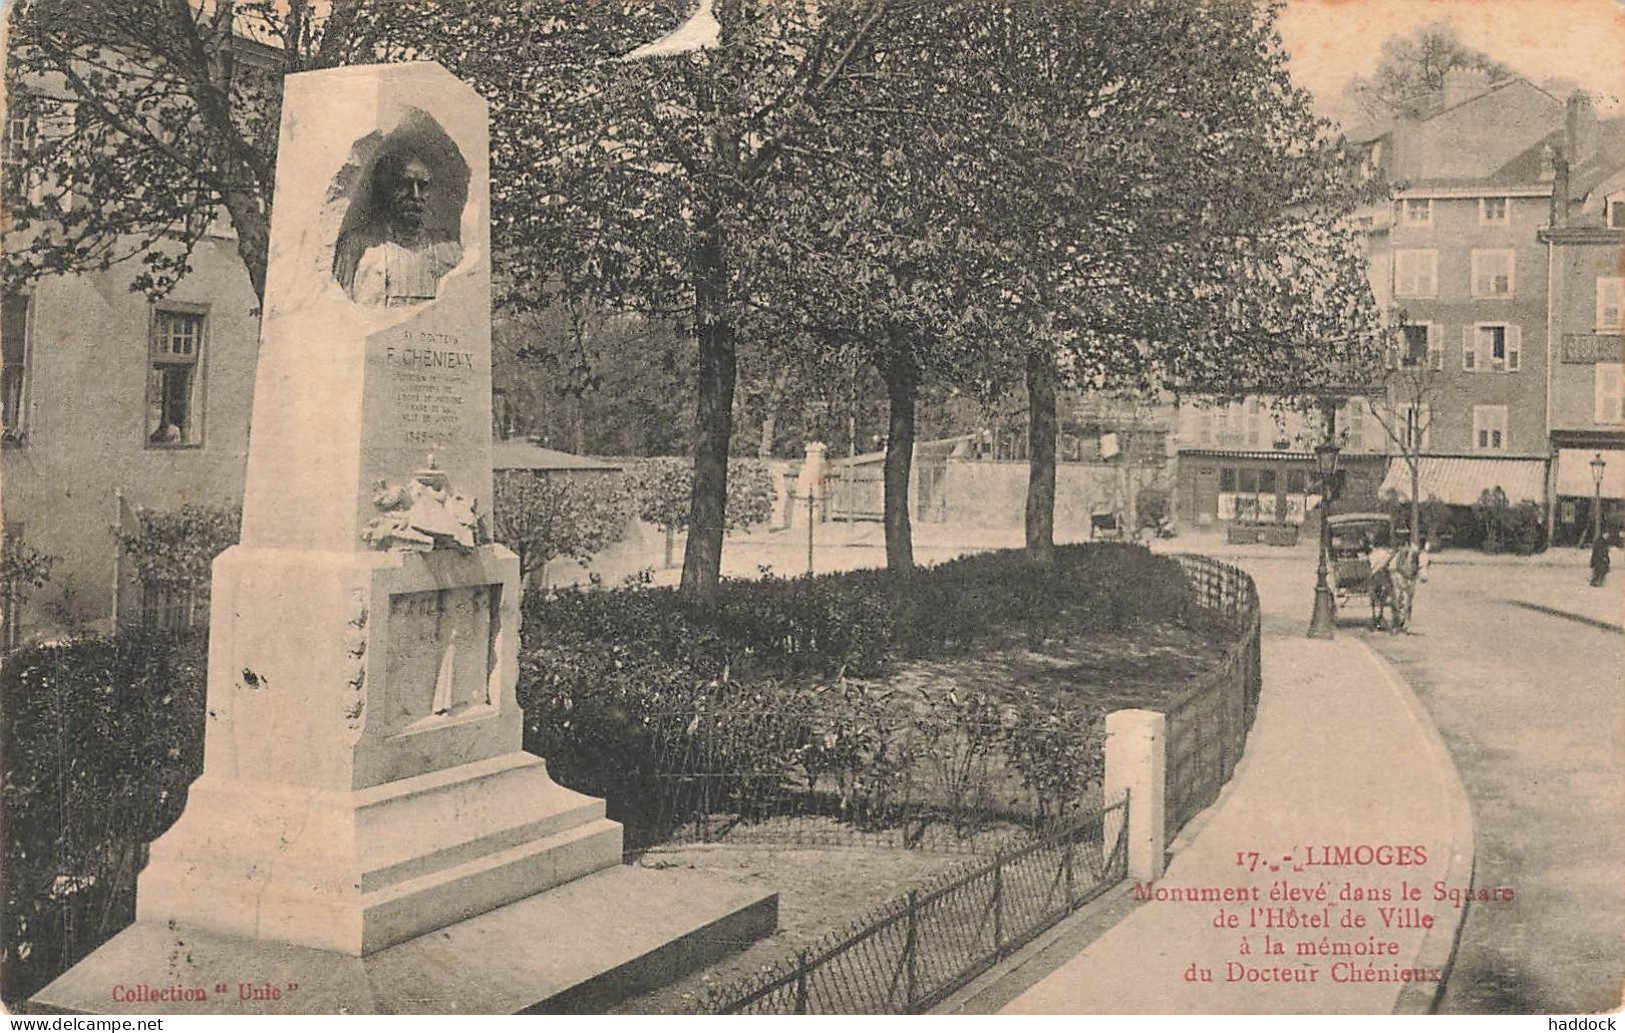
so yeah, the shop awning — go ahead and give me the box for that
[1555,449,1625,500]
[1379,456,1548,506]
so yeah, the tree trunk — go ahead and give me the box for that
[223,195,270,304]
[1409,458,1422,546]
[879,331,917,574]
[679,210,735,608]
[758,366,790,459]
[1024,349,1058,565]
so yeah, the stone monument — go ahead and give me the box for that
[33,63,773,1015]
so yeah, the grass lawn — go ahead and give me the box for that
[611,845,969,1014]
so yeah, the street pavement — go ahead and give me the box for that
[1360,562,1625,1013]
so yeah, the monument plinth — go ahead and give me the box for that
[117,62,624,957]
[33,63,774,1015]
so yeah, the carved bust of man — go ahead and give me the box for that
[334,150,464,307]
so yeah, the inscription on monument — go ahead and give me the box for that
[385,585,498,731]
[374,328,480,450]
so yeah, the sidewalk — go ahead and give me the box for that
[989,604,1474,1014]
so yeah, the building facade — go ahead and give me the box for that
[1358,73,1565,517]
[1,227,262,640]
[1175,72,1624,540]
[1539,135,1625,544]
[1,44,273,641]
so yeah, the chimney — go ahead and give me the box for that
[1442,67,1490,109]
[1566,90,1598,165]
[1551,153,1571,227]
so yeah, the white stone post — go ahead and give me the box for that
[1104,708,1166,881]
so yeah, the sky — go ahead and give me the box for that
[1276,0,1625,128]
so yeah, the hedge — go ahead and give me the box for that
[1,631,207,1007]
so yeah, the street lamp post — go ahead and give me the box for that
[1308,442,1341,640]
[1592,452,1607,545]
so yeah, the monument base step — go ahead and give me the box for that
[30,865,778,1015]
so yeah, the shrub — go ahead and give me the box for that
[517,543,1200,843]
[491,470,630,585]
[1,630,207,1007]
[2,530,60,650]
[1473,487,1544,554]
[112,502,240,630]
[113,502,240,586]
[623,457,777,567]
[1379,489,1450,548]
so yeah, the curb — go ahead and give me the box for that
[1357,641,1477,1015]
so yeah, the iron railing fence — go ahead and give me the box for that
[694,795,1128,1015]
[1163,555,1262,841]
[137,579,207,632]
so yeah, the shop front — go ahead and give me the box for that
[1176,449,1386,527]
[1550,447,1624,546]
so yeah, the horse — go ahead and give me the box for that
[1369,565,1399,632]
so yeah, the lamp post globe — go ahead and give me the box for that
[1308,441,1341,639]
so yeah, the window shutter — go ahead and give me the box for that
[1462,326,1476,371]
[1506,325,1521,372]
[1427,325,1443,371]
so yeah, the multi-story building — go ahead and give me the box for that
[1539,122,1625,544]
[1356,71,1565,518]
[1174,71,1623,541]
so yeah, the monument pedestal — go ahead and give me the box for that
[29,61,777,1014]
[128,543,626,957]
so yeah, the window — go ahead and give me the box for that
[147,308,206,446]
[1472,405,1508,452]
[1286,470,1307,494]
[1402,198,1432,225]
[1341,398,1366,452]
[1237,468,1259,494]
[1479,197,1510,224]
[1471,249,1515,297]
[1258,469,1278,494]
[1598,277,1624,331]
[3,111,37,202]
[1394,250,1437,297]
[1464,323,1521,373]
[3,112,35,169]
[2,293,28,442]
[1219,468,1237,492]
[1396,323,1441,370]
[1610,198,1625,230]
[1246,399,1263,447]
[1597,364,1624,424]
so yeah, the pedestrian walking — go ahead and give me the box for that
[1591,533,1611,587]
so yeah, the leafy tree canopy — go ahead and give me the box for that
[1344,21,1513,121]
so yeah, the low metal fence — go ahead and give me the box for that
[1163,554,1262,841]
[694,795,1128,1014]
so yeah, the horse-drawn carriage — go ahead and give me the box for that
[1327,512,1402,628]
